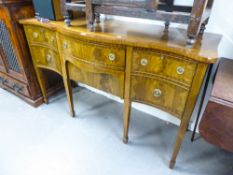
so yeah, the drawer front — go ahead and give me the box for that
[0,74,30,97]
[131,75,189,118]
[30,46,61,74]
[25,26,57,49]
[132,49,197,85]
[68,62,125,98]
[60,35,126,70]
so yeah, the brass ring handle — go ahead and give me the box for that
[177,66,185,75]
[109,53,116,61]
[33,32,39,38]
[46,54,52,63]
[153,89,162,97]
[63,42,68,49]
[50,37,55,43]
[140,58,148,66]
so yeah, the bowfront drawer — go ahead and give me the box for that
[131,75,189,118]
[60,35,126,70]
[25,26,57,49]
[132,49,197,85]
[30,46,61,74]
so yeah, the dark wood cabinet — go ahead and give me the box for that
[0,0,62,106]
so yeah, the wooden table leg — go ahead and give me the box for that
[170,63,208,168]
[191,64,213,142]
[63,61,75,117]
[187,0,209,44]
[86,0,95,29]
[169,120,189,169]
[36,68,48,104]
[123,46,133,144]
[123,99,132,144]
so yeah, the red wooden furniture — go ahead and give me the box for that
[199,58,233,153]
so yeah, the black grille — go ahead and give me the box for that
[0,20,21,73]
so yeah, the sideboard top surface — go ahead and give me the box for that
[20,18,222,63]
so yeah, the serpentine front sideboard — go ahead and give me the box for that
[20,18,221,169]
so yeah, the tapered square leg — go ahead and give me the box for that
[169,120,189,169]
[123,99,132,144]
[63,61,75,117]
[36,68,48,104]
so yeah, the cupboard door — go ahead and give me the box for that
[0,20,21,75]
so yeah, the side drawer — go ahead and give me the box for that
[25,25,57,49]
[59,35,126,70]
[30,46,61,74]
[132,49,197,86]
[130,75,189,118]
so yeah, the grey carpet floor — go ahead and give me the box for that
[0,87,232,175]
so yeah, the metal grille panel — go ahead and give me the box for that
[0,20,21,73]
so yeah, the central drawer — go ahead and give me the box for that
[59,35,126,70]
[68,62,125,98]
[132,49,197,86]
[30,46,61,74]
[131,75,189,118]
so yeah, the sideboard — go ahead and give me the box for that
[20,17,221,169]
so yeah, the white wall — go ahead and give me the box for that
[206,0,233,58]
[178,0,233,58]
[81,0,233,131]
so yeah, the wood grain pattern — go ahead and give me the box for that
[59,34,126,70]
[30,46,61,74]
[131,75,189,118]
[20,18,221,64]
[25,26,58,51]
[68,62,124,98]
